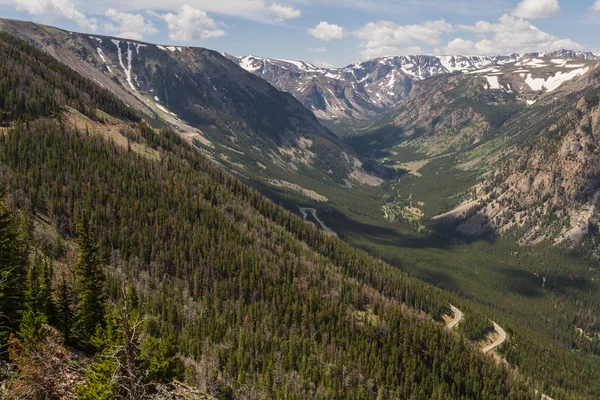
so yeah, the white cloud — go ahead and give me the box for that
[445,14,582,55]
[34,0,301,24]
[306,46,327,52]
[313,60,335,68]
[308,21,345,41]
[269,4,301,21]
[445,38,491,55]
[354,19,452,59]
[159,5,226,41]
[592,0,600,10]
[513,0,561,19]
[104,9,157,40]
[14,0,97,30]
[360,45,423,59]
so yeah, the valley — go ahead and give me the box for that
[239,50,600,398]
[0,17,599,399]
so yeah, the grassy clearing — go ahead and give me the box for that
[64,108,161,161]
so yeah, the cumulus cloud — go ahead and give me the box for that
[269,4,301,21]
[14,0,97,30]
[513,0,561,19]
[308,21,345,41]
[354,19,452,58]
[104,9,157,40]
[592,0,600,10]
[313,60,335,68]
[159,5,226,41]
[445,14,581,55]
[360,45,423,59]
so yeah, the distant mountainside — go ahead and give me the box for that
[0,28,548,399]
[0,18,379,197]
[402,57,600,251]
[227,52,600,122]
[384,56,596,155]
[442,71,600,251]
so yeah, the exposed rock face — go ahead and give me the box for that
[447,72,600,248]
[362,58,596,155]
[0,18,379,187]
[227,53,599,123]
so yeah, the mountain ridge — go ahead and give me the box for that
[226,51,600,122]
[0,18,381,195]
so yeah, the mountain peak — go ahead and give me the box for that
[228,51,599,121]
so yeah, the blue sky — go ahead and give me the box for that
[1,0,599,67]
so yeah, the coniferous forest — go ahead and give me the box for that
[0,30,598,400]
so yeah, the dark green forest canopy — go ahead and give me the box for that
[0,31,138,125]
[0,31,598,399]
[1,119,538,399]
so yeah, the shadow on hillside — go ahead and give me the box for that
[344,125,405,157]
[545,273,595,295]
[249,176,497,253]
[327,205,497,251]
[497,267,544,298]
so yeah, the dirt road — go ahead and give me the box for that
[298,207,337,237]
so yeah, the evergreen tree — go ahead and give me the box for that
[40,258,56,325]
[0,198,29,340]
[56,274,73,343]
[73,213,106,349]
[17,308,47,347]
[24,254,44,315]
[77,317,120,400]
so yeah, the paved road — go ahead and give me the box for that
[447,304,463,329]
[298,207,338,237]
[482,321,507,353]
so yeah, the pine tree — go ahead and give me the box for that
[73,213,106,349]
[17,308,46,347]
[0,199,29,339]
[24,254,43,315]
[40,258,57,324]
[56,274,73,343]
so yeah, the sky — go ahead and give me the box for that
[1,0,599,67]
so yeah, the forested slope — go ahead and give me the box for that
[0,31,596,399]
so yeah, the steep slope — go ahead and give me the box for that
[426,63,600,252]
[357,57,597,156]
[447,78,600,248]
[0,30,550,399]
[227,54,520,122]
[0,18,377,193]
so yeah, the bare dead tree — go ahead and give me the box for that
[101,283,150,400]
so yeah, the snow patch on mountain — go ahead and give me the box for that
[227,51,598,121]
[111,39,135,92]
[485,76,501,90]
[525,67,589,92]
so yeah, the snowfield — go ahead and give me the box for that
[525,67,589,92]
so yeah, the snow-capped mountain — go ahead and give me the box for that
[226,52,598,122]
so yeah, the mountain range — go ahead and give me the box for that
[1,16,600,399]
[227,51,600,122]
[0,18,378,194]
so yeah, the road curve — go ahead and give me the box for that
[482,321,507,353]
[447,304,463,330]
[298,207,337,237]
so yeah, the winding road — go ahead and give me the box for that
[482,321,507,353]
[298,207,338,237]
[447,304,463,330]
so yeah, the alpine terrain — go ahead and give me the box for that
[1,9,600,400]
